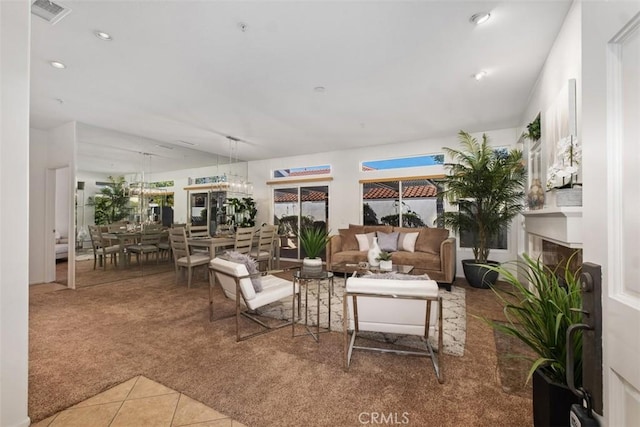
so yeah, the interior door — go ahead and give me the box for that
[604,13,640,425]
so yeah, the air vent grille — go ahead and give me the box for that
[31,0,72,25]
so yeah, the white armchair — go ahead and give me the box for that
[209,257,300,341]
[343,276,443,383]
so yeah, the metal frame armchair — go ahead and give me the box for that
[209,257,300,341]
[343,276,444,383]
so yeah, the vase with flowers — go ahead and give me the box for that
[546,135,582,206]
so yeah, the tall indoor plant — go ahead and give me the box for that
[484,254,583,427]
[87,175,131,225]
[440,130,526,287]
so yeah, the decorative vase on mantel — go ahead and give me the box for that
[367,237,381,267]
[527,179,545,210]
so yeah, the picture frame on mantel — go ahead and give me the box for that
[544,78,580,204]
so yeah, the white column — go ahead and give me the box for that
[0,0,31,426]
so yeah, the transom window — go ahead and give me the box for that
[361,154,444,172]
[273,165,331,179]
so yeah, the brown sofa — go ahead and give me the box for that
[327,225,456,290]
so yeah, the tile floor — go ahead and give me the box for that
[31,376,246,427]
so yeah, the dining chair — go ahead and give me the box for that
[250,224,278,270]
[188,224,210,237]
[233,227,255,255]
[169,227,210,288]
[88,225,120,270]
[128,230,162,264]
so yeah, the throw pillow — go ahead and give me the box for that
[355,232,375,251]
[339,228,360,251]
[377,231,399,252]
[363,271,431,280]
[221,251,263,292]
[398,232,419,253]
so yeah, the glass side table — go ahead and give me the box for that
[291,270,334,342]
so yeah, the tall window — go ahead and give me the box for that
[362,179,443,228]
[273,185,329,260]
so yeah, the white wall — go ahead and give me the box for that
[0,0,31,425]
[29,128,48,283]
[520,1,582,184]
[55,167,70,238]
[249,127,520,276]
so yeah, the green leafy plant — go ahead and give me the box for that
[297,226,330,259]
[440,131,526,263]
[376,251,392,262]
[87,175,131,225]
[483,253,583,386]
[524,113,541,141]
[226,197,257,227]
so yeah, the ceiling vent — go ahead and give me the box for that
[31,0,72,25]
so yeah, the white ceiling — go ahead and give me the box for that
[30,1,572,173]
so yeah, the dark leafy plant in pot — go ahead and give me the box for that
[296,225,330,260]
[483,254,583,427]
[440,130,526,287]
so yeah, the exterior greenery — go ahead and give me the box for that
[483,254,583,386]
[440,131,526,263]
[87,176,131,225]
[297,226,330,259]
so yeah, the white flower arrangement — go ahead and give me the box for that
[546,135,581,190]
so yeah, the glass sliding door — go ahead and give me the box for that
[274,185,329,260]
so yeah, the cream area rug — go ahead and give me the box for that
[257,282,467,357]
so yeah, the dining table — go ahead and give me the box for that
[187,234,280,269]
[103,230,168,269]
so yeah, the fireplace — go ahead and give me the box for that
[542,239,582,277]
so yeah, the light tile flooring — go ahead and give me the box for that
[31,376,246,427]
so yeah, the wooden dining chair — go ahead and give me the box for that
[169,227,210,288]
[233,227,255,255]
[88,225,120,270]
[128,230,162,264]
[250,224,278,270]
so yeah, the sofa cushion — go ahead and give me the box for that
[397,232,419,252]
[338,228,361,251]
[331,251,368,265]
[395,227,449,255]
[355,232,375,251]
[391,251,441,271]
[377,231,399,252]
[364,225,393,234]
[221,251,262,292]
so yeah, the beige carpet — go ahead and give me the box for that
[30,271,533,426]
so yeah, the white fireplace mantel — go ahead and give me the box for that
[521,207,583,248]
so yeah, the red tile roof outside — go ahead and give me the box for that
[274,190,327,203]
[363,185,438,200]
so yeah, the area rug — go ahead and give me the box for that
[257,283,466,356]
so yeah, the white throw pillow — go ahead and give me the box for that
[355,232,375,251]
[398,232,419,253]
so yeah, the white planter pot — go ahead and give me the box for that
[302,257,323,276]
[379,260,393,271]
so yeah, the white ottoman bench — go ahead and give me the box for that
[343,276,443,383]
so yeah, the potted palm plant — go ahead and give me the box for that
[297,225,330,276]
[440,131,526,288]
[484,254,583,427]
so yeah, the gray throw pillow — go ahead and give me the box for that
[221,251,263,292]
[377,231,399,252]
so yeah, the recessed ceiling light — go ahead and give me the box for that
[470,12,491,25]
[314,86,326,93]
[49,61,66,69]
[473,71,487,81]
[237,22,248,32]
[94,31,112,41]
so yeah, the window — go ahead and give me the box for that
[362,179,443,228]
[273,165,331,179]
[361,154,444,172]
[274,185,329,260]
